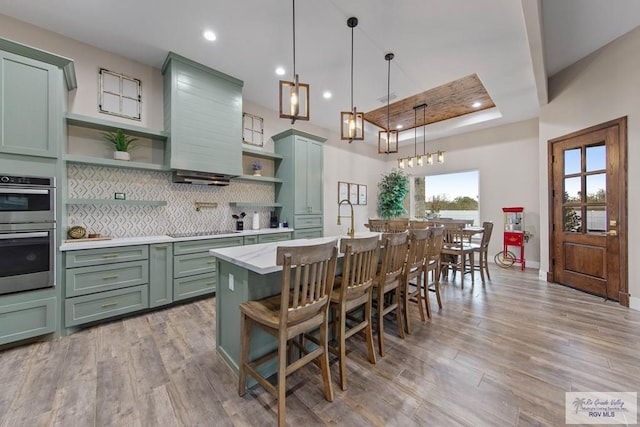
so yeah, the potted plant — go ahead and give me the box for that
[377,169,408,219]
[252,160,263,176]
[102,129,137,161]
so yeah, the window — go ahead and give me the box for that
[98,68,142,120]
[413,170,479,224]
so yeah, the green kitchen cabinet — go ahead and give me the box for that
[243,235,258,245]
[149,243,173,308]
[0,296,56,345]
[173,236,244,301]
[274,129,326,238]
[162,52,243,176]
[257,232,292,244]
[0,51,62,158]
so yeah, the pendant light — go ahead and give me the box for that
[378,53,398,154]
[279,0,309,124]
[340,17,364,142]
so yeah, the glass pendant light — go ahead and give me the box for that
[340,17,364,142]
[279,0,309,124]
[378,53,398,154]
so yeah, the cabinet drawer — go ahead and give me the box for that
[174,252,217,278]
[65,260,149,297]
[294,215,323,229]
[65,245,149,268]
[173,237,243,255]
[0,297,56,345]
[65,285,149,327]
[244,235,258,245]
[174,272,216,301]
[294,228,323,239]
[258,232,292,244]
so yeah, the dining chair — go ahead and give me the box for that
[471,221,494,283]
[408,220,429,229]
[402,228,430,333]
[238,240,338,427]
[440,222,475,289]
[386,218,409,232]
[373,232,409,356]
[328,235,379,390]
[423,226,444,317]
[367,218,387,232]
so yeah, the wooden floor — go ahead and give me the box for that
[2,266,640,427]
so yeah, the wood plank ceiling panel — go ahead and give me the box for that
[364,74,495,131]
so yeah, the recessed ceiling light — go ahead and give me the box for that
[203,30,216,41]
[472,101,482,108]
[275,67,285,76]
[396,124,403,129]
[323,91,332,99]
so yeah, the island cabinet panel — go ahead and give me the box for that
[172,236,244,300]
[0,51,61,158]
[149,243,173,308]
[162,52,243,176]
[0,297,56,345]
[274,129,326,239]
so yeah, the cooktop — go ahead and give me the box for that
[168,230,239,238]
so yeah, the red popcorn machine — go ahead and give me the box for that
[495,206,526,270]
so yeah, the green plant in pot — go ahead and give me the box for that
[377,169,409,219]
[103,129,137,161]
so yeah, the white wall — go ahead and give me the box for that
[390,119,540,266]
[0,14,164,130]
[539,26,640,309]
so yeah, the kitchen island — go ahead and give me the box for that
[209,233,379,378]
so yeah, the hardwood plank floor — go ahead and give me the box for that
[1,266,639,426]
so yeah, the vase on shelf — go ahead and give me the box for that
[113,151,130,161]
[253,170,261,176]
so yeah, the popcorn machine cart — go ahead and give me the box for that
[495,206,526,269]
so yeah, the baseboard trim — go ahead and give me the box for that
[629,296,640,312]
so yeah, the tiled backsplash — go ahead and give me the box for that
[67,165,276,237]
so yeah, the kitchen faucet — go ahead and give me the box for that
[337,199,355,238]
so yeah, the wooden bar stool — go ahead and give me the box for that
[471,221,494,283]
[423,226,444,317]
[373,232,409,356]
[402,228,430,333]
[440,223,475,288]
[328,235,379,390]
[238,240,338,427]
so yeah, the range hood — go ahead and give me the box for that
[172,170,236,186]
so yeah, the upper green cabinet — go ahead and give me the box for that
[274,129,326,238]
[0,51,62,158]
[162,52,243,176]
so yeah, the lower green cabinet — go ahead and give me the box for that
[149,243,173,308]
[174,272,217,301]
[65,285,149,327]
[294,229,323,239]
[0,297,56,345]
[244,235,258,245]
[258,232,292,244]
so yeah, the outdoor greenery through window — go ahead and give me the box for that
[413,170,479,225]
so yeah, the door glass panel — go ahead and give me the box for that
[586,174,606,202]
[564,207,582,232]
[586,145,605,172]
[563,177,581,202]
[586,206,606,233]
[564,148,581,175]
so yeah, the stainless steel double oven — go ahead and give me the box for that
[0,175,56,295]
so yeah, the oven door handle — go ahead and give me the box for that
[0,188,50,195]
[0,232,50,239]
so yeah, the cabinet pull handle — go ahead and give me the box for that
[101,302,119,308]
[102,275,119,280]
[155,244,169,248]
[206,281,215,286]
[207,261,216,264]
[102,254,119,258]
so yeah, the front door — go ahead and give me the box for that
[549,117,628,305]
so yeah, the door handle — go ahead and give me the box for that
[608,230,618,236]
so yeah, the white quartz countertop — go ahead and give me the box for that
[209,232,380,275]
[59,228,294,251]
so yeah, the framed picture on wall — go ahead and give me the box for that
[358,184,367,205]
[349,183,359,205]
[338,181,349,203]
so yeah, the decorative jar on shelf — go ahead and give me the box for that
[252,160,262,176]
[113,151,130,161]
